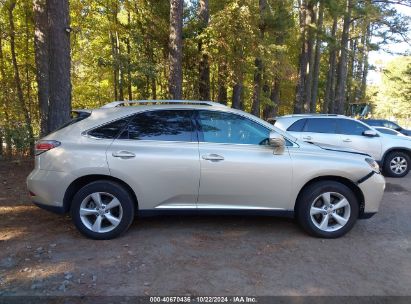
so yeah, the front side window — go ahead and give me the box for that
[303,118,337,134]
[119,110,195,142]
[198,111,270,145]
[88,117,131,139]
[337,119,369,135]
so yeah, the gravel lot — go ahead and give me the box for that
[0,159,410,296]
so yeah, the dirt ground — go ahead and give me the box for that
[0,159,411,296]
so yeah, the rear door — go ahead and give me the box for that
[336,118,382,160]
[106,109,201,210]
[299,118,341,146]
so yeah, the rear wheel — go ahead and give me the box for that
[296,181,359,238]
[71,181,135,240]
[383,151,410,178]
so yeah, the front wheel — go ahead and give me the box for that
[296,181,359,238]
[383,151,410,178]
[71,181,135,240]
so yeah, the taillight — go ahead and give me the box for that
[35,140,61,155]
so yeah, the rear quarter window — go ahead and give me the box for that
[87,117,131,139]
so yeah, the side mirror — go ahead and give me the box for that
[268,132,285,155]
[363,130,378,137]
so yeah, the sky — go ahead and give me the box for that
[367,4,411,85]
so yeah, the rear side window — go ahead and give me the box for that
[337,119,369,135]
[287,119,306,132]
[119,110,195,142]
[88,118,130,139]
[304,118,337,134]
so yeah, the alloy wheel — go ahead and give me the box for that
[310,192,351,232]
[390,156,408,175]
[79,192,123,233]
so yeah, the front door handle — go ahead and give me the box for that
[343,138,352,143]
[202,154,225,161]
[302,136,312,140]
[112,151,136,159]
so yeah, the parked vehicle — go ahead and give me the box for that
[362,119,411,136]
[275,114,411,177]
[28,101,385,240]
[373,127,406,137]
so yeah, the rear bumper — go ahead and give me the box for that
[27,169,74,212]
[358,172,385,214]
[33,201,66,214]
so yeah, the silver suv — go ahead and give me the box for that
[275,114,411,177]
[27,101,385,239]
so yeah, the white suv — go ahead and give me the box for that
[275,114,411,177]
[27,101,385,239]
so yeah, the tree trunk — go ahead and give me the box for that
[310,1,323,112]
[168,0,183,99]
[34,0,50,136]
[334,0,352,114]
[126,9,132,100]
[360,24,370,101]
[110,31,119,100]
[323,15,338,113]
[264,78,280,119]
[232,83,243,110]
[8,1,34,153]
[217,60,227,105]
[0,28,12,157]
[251,58,263,117]
[198,0,210,101]
[47,0,71,131]
[303,1,315,112]
[294,0,308,114]
[251,0,267,117]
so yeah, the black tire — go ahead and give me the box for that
[383,151,410,178]
[70,180,135,240]
[295,181,359,238]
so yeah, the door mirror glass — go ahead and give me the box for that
[363,129,378,137]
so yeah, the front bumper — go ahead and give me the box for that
[358,171,385,214]
[27,169,74,213]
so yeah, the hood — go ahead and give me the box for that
[298,140,371,157]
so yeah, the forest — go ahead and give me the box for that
[0,0,410,157]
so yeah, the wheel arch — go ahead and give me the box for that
[381,147,411,164]
[63,174,138,213]
[294,176,365,216]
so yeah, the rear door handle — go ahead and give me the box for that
[302,136,312,140]
[343,139,352,143]
[202,154,225,161]
[112,151,136,159]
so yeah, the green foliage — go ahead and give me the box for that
[373,56,411,119]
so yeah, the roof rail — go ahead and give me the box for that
[101,100,228,109]
[280,113,345,118]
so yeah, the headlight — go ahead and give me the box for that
[365,158,380,173]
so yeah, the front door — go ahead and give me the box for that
[336,118,382,161]
[196,110,293,210]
